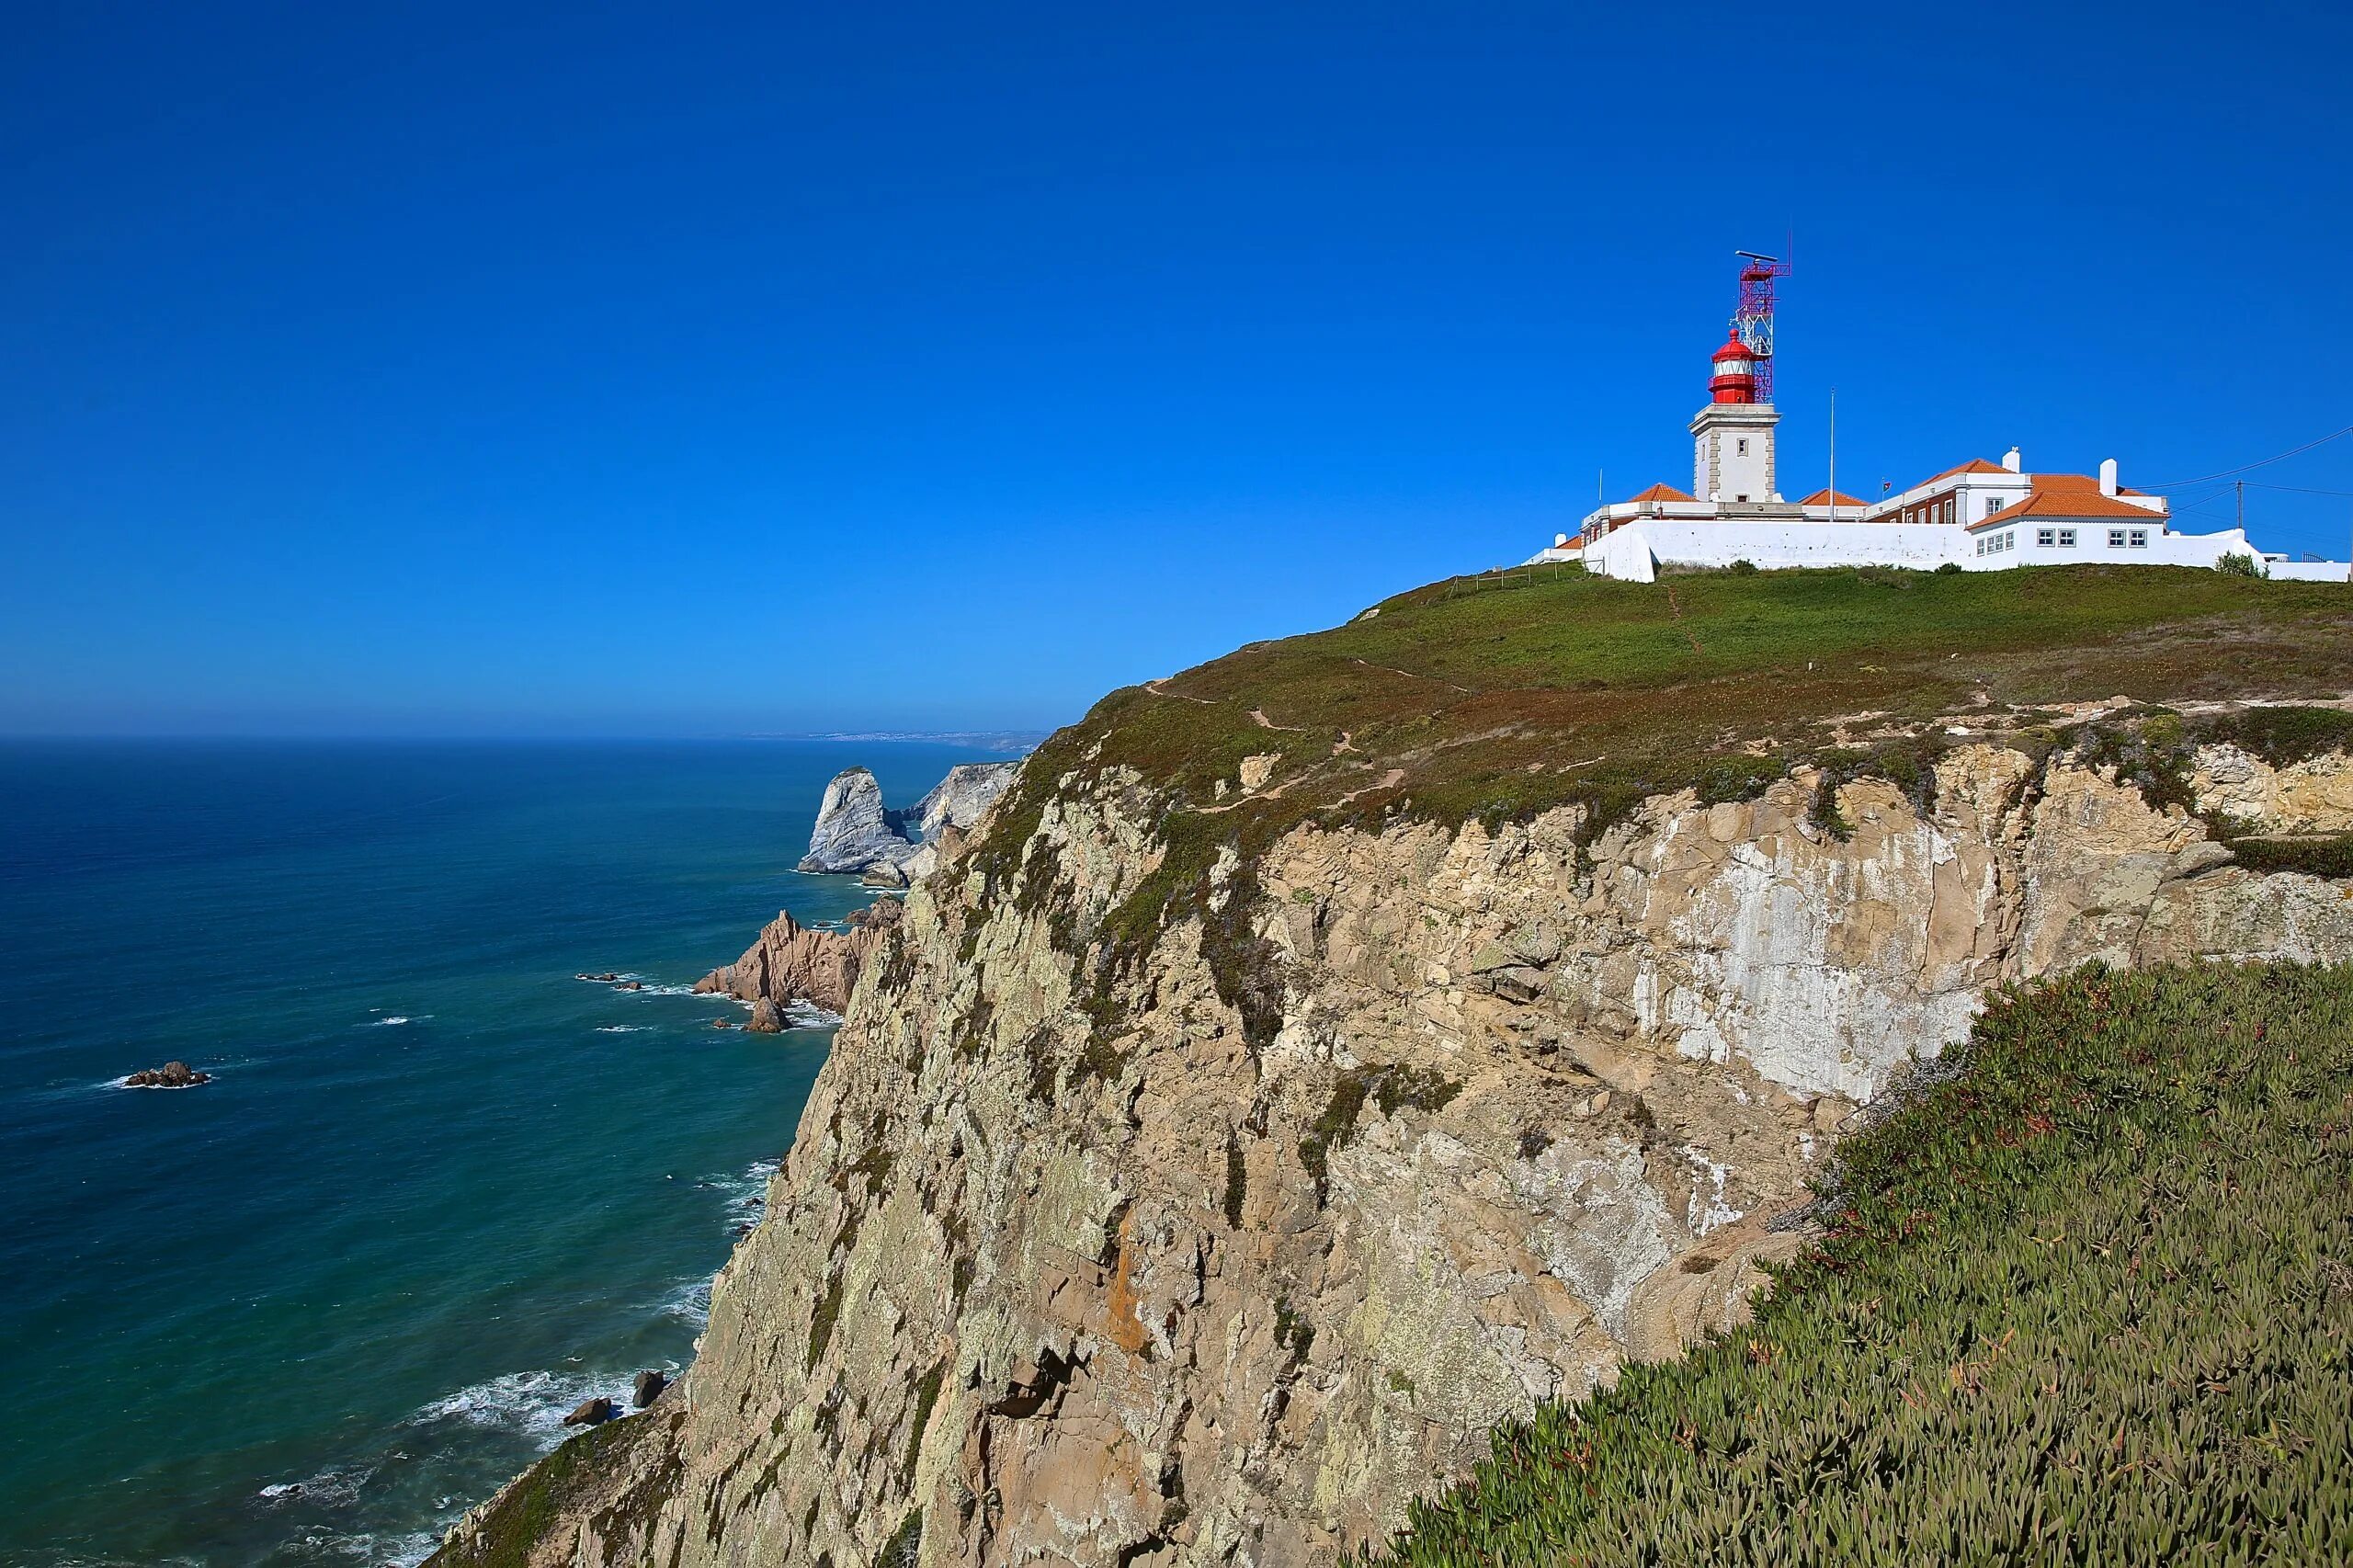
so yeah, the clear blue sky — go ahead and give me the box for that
[6,2,2347,736]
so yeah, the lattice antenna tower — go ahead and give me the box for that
[1732,250,1790,403]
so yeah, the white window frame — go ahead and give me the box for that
[1976,538,1987,556]
[2058,528,2076,547]
[2130,529,2149,549]
[1735,437,1748,456]
[2109,528,2128,548]
[2037,528,2055,547]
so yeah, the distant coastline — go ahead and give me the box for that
[755,730,1044,754]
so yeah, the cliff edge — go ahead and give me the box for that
[434,565,2353,1568]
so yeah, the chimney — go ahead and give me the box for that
[2002,446,2022,472]
[2098,458,2118,496]
[1553,532,1570,549]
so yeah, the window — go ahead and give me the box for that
[1976,538,1987,556]
[2037,528,2055,547]
[2109,528,2128,548]
[2130,529,2149,549]
[1735,494,1749,503]
[1944,498,1956,524]
[1986,496,2005,518]
[1904,508,1915,524]
[2058,528,2076,547]
[1736,438,1749,456]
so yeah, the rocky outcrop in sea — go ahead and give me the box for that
[795,762,1018,881]
[123,1061,210,1088]
[695,898,903,1020]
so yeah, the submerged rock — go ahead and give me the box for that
[124,1061,209,1088]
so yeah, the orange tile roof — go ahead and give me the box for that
[1799,488,1870,508]
[1625,482,1696,505]
[1972,476,2170,529]
[1924,459,2013,483]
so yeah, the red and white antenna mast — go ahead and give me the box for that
[1732,250,1790,403]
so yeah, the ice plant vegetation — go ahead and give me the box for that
[1361,962,2353,1566]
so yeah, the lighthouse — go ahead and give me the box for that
[1689,252,1788,505]
[1690,331,1779,503]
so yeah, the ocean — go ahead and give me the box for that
[0,739,1001,1566]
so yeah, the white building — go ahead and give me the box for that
[1530,301,2347,585]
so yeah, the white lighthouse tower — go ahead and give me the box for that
[1690,334,1778,503]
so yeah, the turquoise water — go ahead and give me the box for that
[0,740,995,1566]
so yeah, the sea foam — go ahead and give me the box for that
[408,1369,638,1448]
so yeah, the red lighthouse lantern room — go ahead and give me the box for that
[1709,334,1757,403]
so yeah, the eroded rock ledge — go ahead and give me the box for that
[435,740,2353,1568]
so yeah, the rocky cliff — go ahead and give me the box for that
[433,568,2353,1568]
[438,740,2353,1568]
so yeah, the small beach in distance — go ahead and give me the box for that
[0,738,995,1566]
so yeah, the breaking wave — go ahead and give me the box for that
[407,1369,638,1449]
[256,1463,375,1508]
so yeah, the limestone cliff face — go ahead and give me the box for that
[438,742,2353,1568]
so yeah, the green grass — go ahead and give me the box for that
[995,564,2353,859]
[1356,962,2353,1567]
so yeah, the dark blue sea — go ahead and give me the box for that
[0,739,999,1566]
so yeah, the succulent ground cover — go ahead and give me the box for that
[1358,961,2353,1566]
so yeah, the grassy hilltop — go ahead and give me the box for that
[994,562,2353,852]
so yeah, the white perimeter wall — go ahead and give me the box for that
[1585,521,1967,582]
[1583,519,2287,584]
[2269,561,2353,583]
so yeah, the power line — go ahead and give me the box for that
[2244,482,2353,499]
[2145,426,2353,489]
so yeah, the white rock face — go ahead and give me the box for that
[913,761,1019,838]
[2192,742,2353,834]
[438,742,2353,1568]
[800,761,1021,877]
[796,767,918,874]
